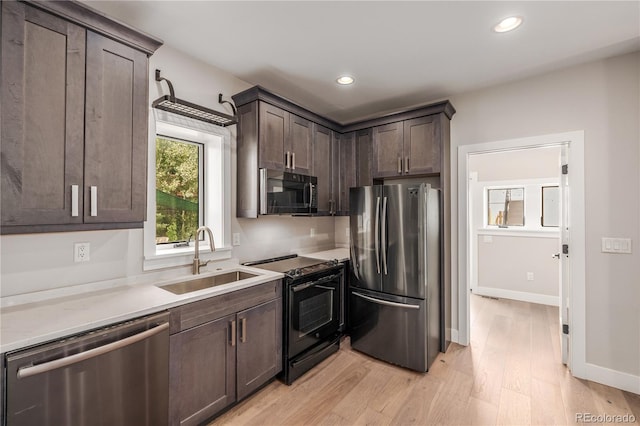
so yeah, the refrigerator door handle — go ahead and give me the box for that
[381,196,388,275]
[352,291,420,310]
[374,196,381,274]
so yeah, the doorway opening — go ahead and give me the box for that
[457,131,586,377]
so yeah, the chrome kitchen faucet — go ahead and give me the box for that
[193,226,215,274]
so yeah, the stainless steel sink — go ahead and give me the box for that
[159,271,259,295]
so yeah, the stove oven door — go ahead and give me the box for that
[288,270,342,358]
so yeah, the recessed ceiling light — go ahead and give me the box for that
[493,16,523,33]
[336,75,354,85]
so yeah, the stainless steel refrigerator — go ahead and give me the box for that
[349,183,440,372]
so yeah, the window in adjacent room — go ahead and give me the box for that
[487,187,524,227]
[541,185,560,227]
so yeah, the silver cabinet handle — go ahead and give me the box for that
[90,186,98,216]
[292,152,296,170]
[374,196,381,274]
[230,320,236,346]
[259,168,267,215]
[17,322,169,379]
[352,292,420,309]
[240,317,247,343]
[71,185,79,217]
[405,156,410,173]
[381,196,388,275]
[397,157,402,174]
[285,152,289,169]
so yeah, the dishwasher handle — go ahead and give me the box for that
[17,322,169,380]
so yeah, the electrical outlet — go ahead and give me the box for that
[310,228,316,237]
[74,242,90,262]
[232,233,241,246]
[526,272,534,281]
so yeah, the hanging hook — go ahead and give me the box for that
[218,93,237,116]
[155,69,176,102]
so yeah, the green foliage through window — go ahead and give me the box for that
[156,137,201,244]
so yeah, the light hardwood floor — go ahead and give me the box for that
[211,295,640,425]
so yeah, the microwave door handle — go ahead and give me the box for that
[309,183,314,207]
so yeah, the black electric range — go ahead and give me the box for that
[243,254,344,384]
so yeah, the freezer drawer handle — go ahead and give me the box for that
[352,292,420,309]
[16,322,169,380]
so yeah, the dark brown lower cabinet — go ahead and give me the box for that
[169,286,282,426]
[237,298,282,400]
[169,314,236,426]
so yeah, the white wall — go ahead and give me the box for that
[449,52,640,377]
[0,44,336,296]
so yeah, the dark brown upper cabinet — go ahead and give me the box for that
[403,115,440,175]
[0,1,161,234]
[288,114,313,174]
[372,116,440,179]
[313,124,334,214]
[257,102,312,174]
[372,122,404,178]
[335,132,356,216]
[258,102,288,170]
[355,129,373,187]
[232,85,455,218]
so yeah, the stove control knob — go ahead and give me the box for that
[293,268,301,277]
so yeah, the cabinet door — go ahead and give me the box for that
[1,2,85,228]
[337,132,356,215]
[372,122,404,178]
[84,31,148,224]
[313,124,333,214]
[169,314,236,426]
[236,298,282,400]
[258,102,288,170]
[355,129,373,187]
[403,116,440,175]
[288,114,313,174]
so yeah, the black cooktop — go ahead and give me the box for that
[243,254,339,278]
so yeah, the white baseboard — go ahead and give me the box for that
[450,329,460,345]
[472,286,559,307]
[585,363,640,395]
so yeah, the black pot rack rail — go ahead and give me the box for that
[153,69,237,127]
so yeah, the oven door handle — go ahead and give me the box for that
[291,274,340,293]
[313,285,335,291]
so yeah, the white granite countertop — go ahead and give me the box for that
[0,262,283,354]
[304,248,350,262]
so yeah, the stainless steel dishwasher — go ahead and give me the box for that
[5,311,170,426]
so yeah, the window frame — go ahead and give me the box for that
[143,109,232,271]
[485,186,525,228]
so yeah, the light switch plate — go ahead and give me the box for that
[232,233,241,246]
[601,237,632,254]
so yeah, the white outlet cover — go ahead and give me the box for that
[74,242,90,262]
[232,233,241,246]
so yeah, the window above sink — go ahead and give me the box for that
[143,110,232,271]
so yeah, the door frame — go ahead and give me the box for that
[457,130,586,378]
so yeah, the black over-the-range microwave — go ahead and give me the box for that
[259,169,318,215]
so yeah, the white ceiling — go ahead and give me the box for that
[84,1,640,124]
